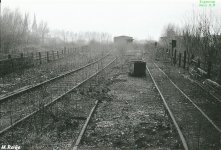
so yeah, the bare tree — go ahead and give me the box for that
[182,11,221,82]
[38,21,49,45]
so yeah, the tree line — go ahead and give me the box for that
[160,11,221,83]
[0,8,50,53]
[0,7,112,55]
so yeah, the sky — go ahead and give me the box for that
[1,0,221,41]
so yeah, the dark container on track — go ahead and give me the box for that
[129,60,146,77]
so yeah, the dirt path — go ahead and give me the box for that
[78,61,182,150]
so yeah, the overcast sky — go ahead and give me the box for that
[2,0,221,40]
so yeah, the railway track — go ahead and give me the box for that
[69,56,120,150]
[0,50,103,96]
[186,77,221,103]
[71,57,221,150]
[71,56,184,150]
[155,62,221,130]
[0,52,110,104]
[146,61,221,150]
[2,52,220,149]
[71,99,99,150]
[0,52,115,136]
[157,61,221,103]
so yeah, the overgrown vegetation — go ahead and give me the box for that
[0,8,49,53]
[0,7,112,55]
[159,11,221,83]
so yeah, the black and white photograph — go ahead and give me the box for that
[0,0,221,149]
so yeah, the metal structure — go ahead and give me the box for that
[129,60,146,77]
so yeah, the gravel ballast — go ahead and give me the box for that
[78,60,182,150]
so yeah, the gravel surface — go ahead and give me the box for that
[156,62,221,127]
[0,54,115,133]
[0,52,101,96]
[146,59,221,150]
[0,54,116,150]
[78,58,182,150]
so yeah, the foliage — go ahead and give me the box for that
[160,12,221,82]
[0,8,49,53]
[0,8,112,54]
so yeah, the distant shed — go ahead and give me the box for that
[114,36,133,44]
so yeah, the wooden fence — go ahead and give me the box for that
[170,49,220,79]
[0,48,77,76]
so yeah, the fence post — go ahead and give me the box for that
[179,53,181,67]
[20,53,24,70]
[8,54,12,59]
[8,54,12,73]
[30,52,34,66]
[187,53,190,70]
[183,51,186,69]
[31,52,34,59]
[173,49,177,65]
[52,51,55,60]
[47,51,50,62]
[172,48,174,57]
[191,54,194,60]
[57,51,59,59]
[64,47,66,55]
[39,52,42,64]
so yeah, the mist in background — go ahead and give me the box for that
[2,0,221,40]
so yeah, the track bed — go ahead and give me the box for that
[78,58,182,150]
